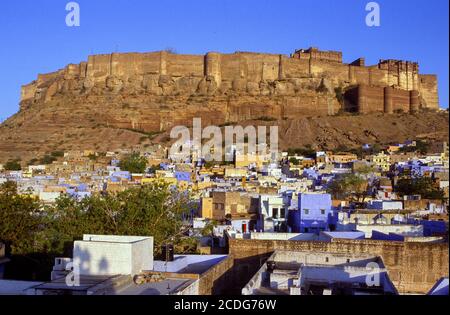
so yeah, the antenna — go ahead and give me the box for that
[165,243,171,294]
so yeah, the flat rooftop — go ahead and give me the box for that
[29,274,195,295]
[153,255,227,274]
[115,278,195,295]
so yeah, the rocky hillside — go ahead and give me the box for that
[0,101,448,164]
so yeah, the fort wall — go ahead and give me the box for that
[228,238,449,295]
[353,85,420,114]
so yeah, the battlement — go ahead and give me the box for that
[291,47,343,63]
[378,59,419,72]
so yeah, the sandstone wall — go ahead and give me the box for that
[198,255,234,295]
[228,238,448,295]
[419,74,440,109]
[354,85,421,114]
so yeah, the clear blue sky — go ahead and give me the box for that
[0,0,448,121]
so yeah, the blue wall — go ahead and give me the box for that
[289,193,332,233]
[421,220,448,237]
[175,171,192,182]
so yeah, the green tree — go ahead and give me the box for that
[4,160,22,171]
[0,182,43,255]
[396,177,444,200]
[398,140,429,155]
[327,174,369,202]
[44,182,193,255]
[0,181,195,279]
[119,152,148,173]
[201,220,218,237]
[289,157,300,166]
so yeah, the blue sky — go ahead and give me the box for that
[0,0,448,121]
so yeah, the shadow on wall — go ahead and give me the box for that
[228,253,274,295]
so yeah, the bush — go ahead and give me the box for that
[4,160,22,171]
[289,157,300,166]
[256,116,277,122]
[39,155,57,165]
[119,153,148,173]
[287,147,316,158]
[398,140,429,155]
[51,151,64,158]
[27,158,39,166]
[396,176,444,200]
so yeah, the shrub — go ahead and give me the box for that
[4,160,22,171]
[39,155,57,165]
[256,116,277,122]
[51,151,64,158]
[119,153,148,173]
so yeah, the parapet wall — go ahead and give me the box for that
[228,238,448,294]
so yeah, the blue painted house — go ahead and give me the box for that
[175,171,193,182]
[289,193,332,233]
[111,171,131,181]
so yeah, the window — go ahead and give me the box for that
[303,209,309,215]
[320,209,326,215]
[273,208,279,218]
[280,208,286,218]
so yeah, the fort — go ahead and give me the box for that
[19,47,440,132]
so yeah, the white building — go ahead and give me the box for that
[369,200,403,211]
[70,235,154,277]
[257,195,287,232]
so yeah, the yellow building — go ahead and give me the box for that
[235,153,268,168]
[206,191,255,221]
[387,145,401,154]
[193,181,215,191]
[141,177,178,186]
[199,167,225,177]
[224,167,248,179]
[372,151,391,172]
[200,197,213,219]
[329,153,358,164]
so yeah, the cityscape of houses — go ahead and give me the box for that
[0,139,448,296]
